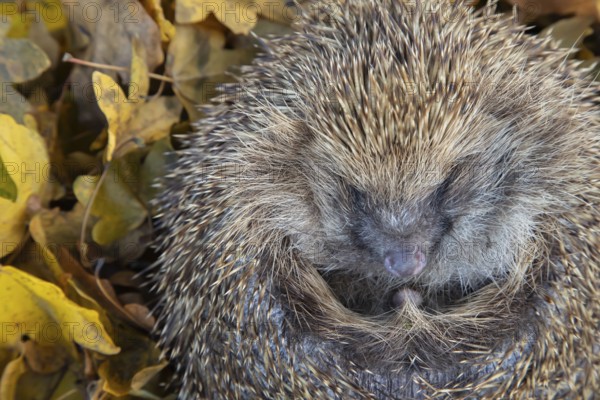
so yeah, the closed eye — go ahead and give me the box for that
[349,185,368,210]
[431,164,463,208]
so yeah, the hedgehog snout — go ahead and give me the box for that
[383,245,427,278]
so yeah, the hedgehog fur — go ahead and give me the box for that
[152,0,600,398]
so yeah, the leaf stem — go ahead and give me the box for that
[63,53,174,83]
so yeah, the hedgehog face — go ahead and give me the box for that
[342,158,523,289]
[241,0,590,298]
[285,128,537,294]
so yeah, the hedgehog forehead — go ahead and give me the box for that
[305,146,453,206]
[300,93,518,191]
[307,132,470,186]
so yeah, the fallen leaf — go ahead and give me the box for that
[97,326,164,397]
[92,71,181,161]
[0,355,83,400]
[45,364,85,400]
[36,0,69,34]
[68,0,164,80]
[141,0,176,42]
[0,35,50,83]
[28,17,61,68]
[47,246,149,332]
[167,22,255,119]
[20,338,68,374]
[0,357,26,400]
[176,0,256,34]
[0,266,120,356]
[0,84,33,123]
[127,97,182,144]
[28,203,89,280]
[0,20,10,37]
[130,38,150,101]
[123,303,155,331]
[73,162,148,245]
[0,153,18,202]
[0,115,49,256]
[92,71,133,162]
[252,17,295,37]
[66,0,163,129]
[130,361,172,399]
[540,16,595,49]
[176,0,291,34]
[0,17,37,117]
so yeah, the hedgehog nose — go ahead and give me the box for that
[384,247,427,278]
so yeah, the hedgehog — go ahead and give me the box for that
[152,0,600,398]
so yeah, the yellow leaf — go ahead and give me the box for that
[142,0,176,41]
[0,266,120,356]
[36,0,69,33]
[92,72,133,162]
[29,209,137,330]
[175,0,252,33]
[0,356,26,400]
[0,115,49,256]
[23,114,38,131]
[2,1,68,37]
[0,152,18,202]
[73,163,148,245]
[131,37,150,100]
[128,97,182,143]
[176,0,291,33]
[92,71,181,161]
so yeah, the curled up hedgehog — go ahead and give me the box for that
[152,0,600,398]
